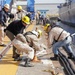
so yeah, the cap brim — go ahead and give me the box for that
[26,22,30,25]
[5,7,10,9]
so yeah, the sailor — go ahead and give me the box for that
[0,4,14,46]
[12,29,47,62]
[44,22,74,60]
[12,34,34,67]
[10,3,17,21]
[24,29,47,61]
[16,5,27,20]
[5,16,30,60]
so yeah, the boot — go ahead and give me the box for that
[13,54,22,61]
[50,54,58,60]
[68,53,73,59]
[24,58,34,67]
[14,56,22,61]
[12,53,20,58]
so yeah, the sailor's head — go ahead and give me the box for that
[4,4,10,12]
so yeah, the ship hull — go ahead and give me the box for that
[59,0,75,27]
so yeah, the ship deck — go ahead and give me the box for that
[0,21,75,75]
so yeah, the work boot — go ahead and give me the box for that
[50,54,58,60]
[68,53,74,59]
[24,58,34,67]
[13,54,21,61]
[12,54,20,58]
[14,56,22,61]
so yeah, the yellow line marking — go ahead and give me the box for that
[0,23,35,75]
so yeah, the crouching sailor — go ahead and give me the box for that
[12,35,34,67]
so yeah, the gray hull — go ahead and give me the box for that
[59,0,75,26]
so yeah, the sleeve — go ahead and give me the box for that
[0,11,6,26]
[20,27,25,34]
[48,31,55,47]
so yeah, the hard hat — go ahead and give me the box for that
[32,30,38,36]
[37,30,42,38]
[44,23,50,31]
[17,6,22,10]
[32,30,42,38]
[4,4,10,9]
[22,16,30,24]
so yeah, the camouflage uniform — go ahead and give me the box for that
[12,34,34,59]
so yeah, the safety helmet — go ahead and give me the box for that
[22,16,30,24]
[44,23,50,31]
[32,30,38,36]
[17,6,22,10]
[37,30,42,38]
[4,4,10,9]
